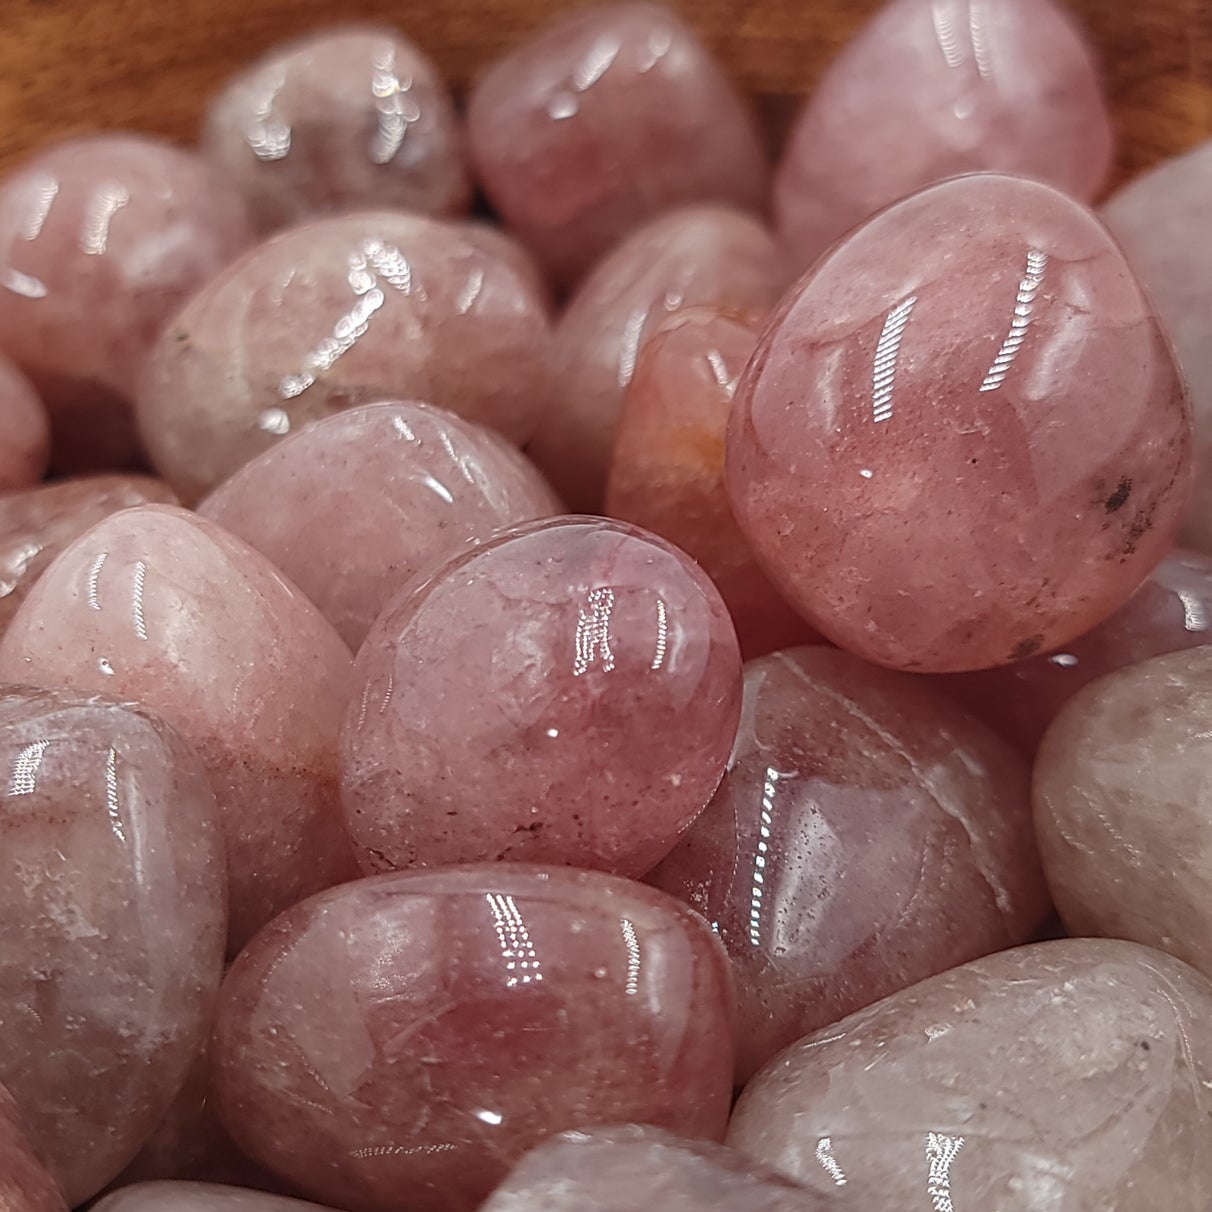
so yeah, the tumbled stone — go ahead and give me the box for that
[467,3,768,288]
[0,1083,66,1212]
[213,866,735,1212]
[530,205,782,510]
[727,174,1191,673]
[0,505,356,951]
[460,222,551,313]
[0,354,49,492]
[775,0,1113,267]
[0,687,225,1204]
[606,307,813,657]
[649,647,1048,1083]
[944,550,1212,753]
[136,211,554,502]
[0,134,252,471]
[1034,646,1212,980]
[203,24,470,231]
[1102,140,1212,552]
[0,475,177,636]
[341,516,741,875]
[481,1125,834,1212]
[200,402,560,649]
[96,1183,337,1212]
[728,939,1212,1211]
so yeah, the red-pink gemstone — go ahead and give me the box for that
[0,354,49,492]
[0,1083,66,1212]
[775,0,1114,267]
[727,174,1191,673]
[199,402,560,650]
[467,3,768,288]
[213,866,735,1212]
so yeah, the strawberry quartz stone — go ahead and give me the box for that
[727,173,1191,673]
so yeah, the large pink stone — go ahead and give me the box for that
[0,354,49,492]
[775,0,1114,268]
[529,205,782,511]
[213,866,735,1212]
[648,647,1048,1084]
[136,212,554,503]
[0,134,253,472]
[606,306,814,658]
[481,1125,835,1212]
[943,550,1212,754]
[0,505,356,951]
[727,174,1191,673]
[0,1083,67,1212]
[727,939,1212,1211]
[96,1183,338,1212]
[467,3,768,289]
[340,516,742,876]
[0,687,226,1204]
[199,402,560,649]
[0,475,178,635]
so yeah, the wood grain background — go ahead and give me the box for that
[2,0,1210,183]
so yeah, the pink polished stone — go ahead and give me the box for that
[460,222,552,313]
[1034,647,1212,981]
[727,174,1191,673]
[341,516,742,875]
[136,212,554,503]
[0,687,226,1204]
[482,1125,834,1212]
[1102,141,1212,553]
[0,354,49,491]
[97,1184,338,1212]
[203,24,471,232]
[774,0,1113,268]
[606,307,814,658]
[0,475,178,635]
[467,4,768,289]
[0,134,252,472]
[214,867,734,1212]
[728,939,1212,1211]
[529,205,782,511]
[648,647,1048,1084]
[0,505,356,951]
[0,1084,67,1212]
[943,550,1212,754]
[199,402,560,649]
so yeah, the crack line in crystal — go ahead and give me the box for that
[980,248,1048,393]
[872,295,917,424]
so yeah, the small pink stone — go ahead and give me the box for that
[0,505,357,952]
[529,205,783,511]
[0,1083,67,1212]
[96,1183,340,1212]
[0,135,253,471]
[136,212,555,503]
[467,3,768,289]
[0,354,49,492]
[340,516,742,876]
[775,0,1114,267]
[199,402,560,650]
[203,24,471,231]
[727,174,1191,673]
[212,866,735,1212]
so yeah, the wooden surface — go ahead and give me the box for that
[1,0,1211,182]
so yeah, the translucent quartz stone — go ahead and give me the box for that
[213,866,735,1212]
[727,174,1191,673]
[648,647,1048,1084]
[529,205,782,511]
[340,516,742,875]
[481,1125,834,1212]
[0,1083,67,1212]
[606,307,814,658]
[1102,141,1212,552]
[728,939,1212,1211]
[0,505,356,951]
[943,551,1212,754]
[0,135,252,472]
[774,0,1113,268]
[467,3,768,289]
[203,24,470,231]
[199,402,560,649]
[0,476,177,635]
[0,687,225,1205]
[1034,646,1212,980]
[96,1184,338,1212]
[460,222,552,313]
[0,354,49,491]
[136,212,554,503]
